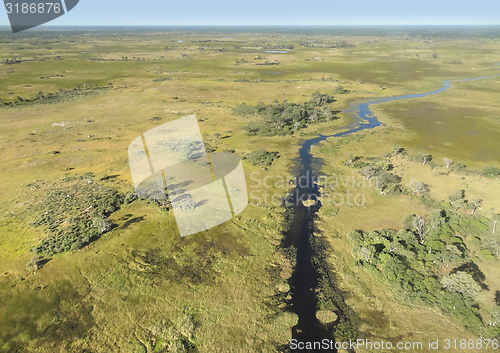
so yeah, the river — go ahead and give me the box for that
[284,74,500,352]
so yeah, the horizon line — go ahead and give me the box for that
[2,24,500,28]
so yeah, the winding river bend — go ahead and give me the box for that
[284,74,500,352]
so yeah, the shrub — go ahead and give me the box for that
[28,176,124,255]
[482,166,500,178]
[244,149,279,167]
[235,92,338,136]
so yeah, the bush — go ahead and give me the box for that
[482,166,500,178]
[349,210,491,332]
[235,92,338,136]
[244,149,279,167]
[28,176,124,255]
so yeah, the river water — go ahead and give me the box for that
[284,74,500,352]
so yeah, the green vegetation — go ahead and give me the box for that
[235,92,338,136]
[27,175,124,254]
[243,149,280,167]
[482,166,500,178]
[0,86,110,107]
[348,205,500,334]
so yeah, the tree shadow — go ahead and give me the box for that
[99,174,119,181]
[495,291,500,306]
[38,258,52,268]
[195,199,208,208]
[119,213,133,221]
[452,261,489,290]
[120,216,146,229]
[166,180,193,193]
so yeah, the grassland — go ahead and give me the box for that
[0,26,500,352]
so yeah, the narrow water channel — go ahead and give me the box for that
[283,134,333,351]
[283,74,500,352]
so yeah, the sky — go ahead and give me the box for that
[1,0,500,27]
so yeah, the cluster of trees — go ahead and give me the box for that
[350,147,500,236]
[261,43,294,50]
[389,145,499,179]
[331,40,355,48]
[347,146,499,213]
[243,149,280,167]
[344,142,500,334]
[298,40,353,48]
[359,165,402,195]
[255,61,280,66]
[234,92,338,136]
[3,58,22,65]
[210,47,228,52]
[342,155,403,195]
[482,166,500,178]
[333,85,349,95]
[0,86,111,107]
[29,175,124,255]
[348,209,497,332]
[152,77,172,82]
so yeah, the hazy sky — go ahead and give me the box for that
[1,0,499,27]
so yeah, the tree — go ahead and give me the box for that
[412,215,429,244]
[428,211,446,230]
[410,179,427,195]
[308,110,319,122]
[412,152,432,165]
[333,85,347,94]
[452,199,467,213]
[442,245,464,268]
[443,158,454,169]
[392,144,401,157]
[27,256,43,271]
[448,190,465,207]
[377,173,401,195]
[466,199,482,215]
[361,166,375,179]
[93,216,112,234]
[492,213,500,234]
[441,272,481,300]
[452,162,467,172]
[359,246,374,262]
[483,234,500,257]
[490,309,500,327]
[420,153,432,165]
[310,91,333,106]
